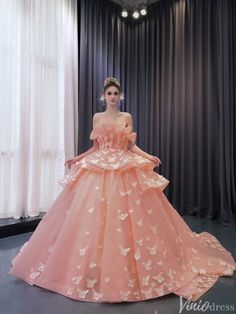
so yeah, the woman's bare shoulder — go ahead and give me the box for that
[93,112,102,123]
[122,112,133,121]
[93,111,132,123]
[93,112,103,117]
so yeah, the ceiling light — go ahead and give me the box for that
[132,10,140,19]
[121,7,128,18]
[140,7,147,16]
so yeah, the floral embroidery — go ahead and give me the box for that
[142,260,152,270]
[72,276,83,285]
[199,268,207,274]
[191,266,198,273]
[120,290,131,300]
[30,271,40,279]
[128,278,136,288]
[89,262,97,269]
[153,273,164,283]
[78,246,88,256]
[90,159,100,163]
[108,157,116,162]
[118,213,129,220]
[119,246,131,256]
[86,278,97,288]
[146,208,153,215]
[66,287,74,296]
[76,288,89,299]
[133,291,140,299]
[38,263,45,272]
[136,219,143,226]
[146,245,157,255]
[29,262,45,280]
[93,291,103,300]
[136,238,143,246]
[150,225,158,234]
[112,162,121,169]
[88,207,95,214]
[48,245,54,253]
[141,287,153,298]
[120,190,132,197]
[163,249,168,258]
[134,248,141,261]
[154,286,165,296]
[141,275,150,286]
[167,269,174,279]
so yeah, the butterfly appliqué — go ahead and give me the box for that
[119,245,131,256]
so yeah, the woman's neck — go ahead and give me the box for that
[104,106,120,115]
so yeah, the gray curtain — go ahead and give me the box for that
[78,0,236,227]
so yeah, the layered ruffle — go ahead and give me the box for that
[10,166,236,302]
[10,120,236,303]
[59,121,169,191]
[58,149,169,192]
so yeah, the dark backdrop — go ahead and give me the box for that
[78,0,236,227]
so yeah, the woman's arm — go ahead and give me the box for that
[131,144,150,159]
[64,140,99,169]
[75,140,98,160]
[126,113,161,167]
[64,114,99,168]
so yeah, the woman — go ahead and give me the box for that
[10,77,236,303]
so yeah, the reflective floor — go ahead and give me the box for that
[0,216,235,314]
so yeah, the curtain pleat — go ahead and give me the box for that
[79,0,236,226]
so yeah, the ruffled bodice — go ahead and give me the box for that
[90,121,137,150]
[59,121,169,190]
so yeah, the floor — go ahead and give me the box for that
[0,216,235,314]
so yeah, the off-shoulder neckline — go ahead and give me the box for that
[93,120,128,128]
[94,112,130,126]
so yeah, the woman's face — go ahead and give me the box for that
[104,86,120,107]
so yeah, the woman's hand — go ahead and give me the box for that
[146,154,161,167]
[64,156,81,169]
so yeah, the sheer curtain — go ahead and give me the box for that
[0,0,78,218]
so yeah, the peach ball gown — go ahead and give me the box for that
[9,118,236,303]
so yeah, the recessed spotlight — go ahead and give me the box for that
[121,8,128,18]
[132,10,140,19]
[140,7,147,16]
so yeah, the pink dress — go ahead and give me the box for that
[9,120,236,303]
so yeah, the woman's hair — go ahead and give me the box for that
[100,77,124,101]
[103,77,120,93]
